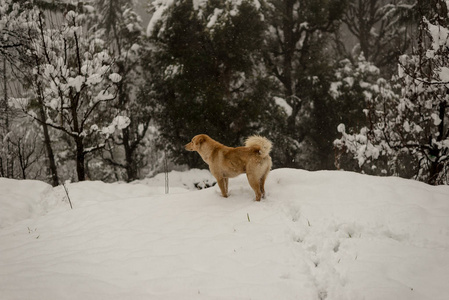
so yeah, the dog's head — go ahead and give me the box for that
[185,134,208,152]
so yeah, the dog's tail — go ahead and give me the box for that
[245,135,272,158]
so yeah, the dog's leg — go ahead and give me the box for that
[247,173,262,201]
[217,177,228,198]
[260,170,269,199]
[224,178,229,195]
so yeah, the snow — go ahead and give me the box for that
[274,96,293,116]
[101,116,131,136]
[146,0,175,36]
[147,0,262,36]
[426,19,449,51]
[67,75,85,92]
[207,8,223,28]
[403,120,410,132]
[431,113,442,126]
[1,169,449,300]
[438,66,449,82]
[329,82,342,98]
[109,73,122,83]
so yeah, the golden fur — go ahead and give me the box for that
[185,134,272,201]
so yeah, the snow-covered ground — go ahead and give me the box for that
[0,168,448,300]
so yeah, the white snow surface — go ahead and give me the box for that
[1,169,449,300]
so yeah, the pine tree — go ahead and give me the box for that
[148,0,272,167]
[261,0,347,169]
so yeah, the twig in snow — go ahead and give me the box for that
[62,181,73,209]
[164,150,169,194]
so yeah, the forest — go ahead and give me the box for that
[0,0,448,185]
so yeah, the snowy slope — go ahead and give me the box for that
[0,169,448,300]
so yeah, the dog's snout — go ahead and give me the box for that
[185,142,194,151]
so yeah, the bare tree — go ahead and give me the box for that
[1,1,60,185]
[340,0,415,75]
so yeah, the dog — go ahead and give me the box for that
[185,134,272,201]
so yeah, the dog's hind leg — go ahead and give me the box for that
[260,161,271,199]
[247,173,262,201]
[260,171,269,199]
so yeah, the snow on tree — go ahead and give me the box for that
[339,0,415,76]
[330,54,397,173]
[335,5,449,185]
[13,5,128,182]
[94,0,154,182]
[1,0,60,185]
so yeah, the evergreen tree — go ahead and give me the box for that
[148,0,273,167]
[261,0,347,169]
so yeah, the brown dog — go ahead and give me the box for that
[185,134,272,201]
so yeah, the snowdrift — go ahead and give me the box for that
[0,169,448,300]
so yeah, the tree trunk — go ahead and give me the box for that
[428,101,448,185]
[35,77,59,186]
[31,41,59,186]
[38,104,59,186]
[123,127,138,182]
[3,57,14,178]
[75,136,86,181]
[281,0,301,167]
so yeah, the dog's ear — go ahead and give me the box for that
[196,136,205,145]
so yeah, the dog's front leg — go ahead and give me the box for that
[217,177,228,198]
[224,178,229,195]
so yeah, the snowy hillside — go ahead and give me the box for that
[0,169,449,300]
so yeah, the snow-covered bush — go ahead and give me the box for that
[330,54,387,132]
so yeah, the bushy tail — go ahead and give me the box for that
[245,135,272,158]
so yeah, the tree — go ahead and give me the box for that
[339,0,415,76]
[261,0,347,169]
[331,55,398,173]
[0,116,45,180]
[335,2,449,184]
[1,0,61,185]
[19,6,126,182]
[148,0,273,167]
[94,0,153,181]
